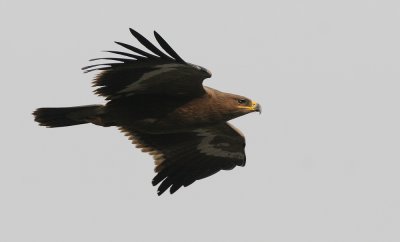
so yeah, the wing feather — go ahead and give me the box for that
[82,63,113,71]
[83,28,211,100]
[154,31,186,63]
[129,28,172,60]
[119,123,246,195]
[103,50,144,59]
[114,41,158,59]
[89,57,135,63]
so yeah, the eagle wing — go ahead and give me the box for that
[82,29,212,100]
[119,122,246,195]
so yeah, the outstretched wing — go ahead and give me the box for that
[83,28,212,100]
[119,122,246,195]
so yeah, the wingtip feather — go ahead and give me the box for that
[153,31,186,63]
[128,28,172,60]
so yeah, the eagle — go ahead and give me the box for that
[33,28,261,195]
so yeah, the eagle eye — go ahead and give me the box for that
[238,98,247,104]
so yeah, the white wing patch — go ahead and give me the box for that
[118,64,182,94]
[195,129,245,159]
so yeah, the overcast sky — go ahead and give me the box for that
[1,0,400,241]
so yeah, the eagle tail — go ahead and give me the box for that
[33,105,104,128]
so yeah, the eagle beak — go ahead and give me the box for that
[251,101,262,114]
[238,100,262,113]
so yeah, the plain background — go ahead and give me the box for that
[1,0,400,241]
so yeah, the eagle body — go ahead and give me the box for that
[101,86,249,133]
[33,29,260,195]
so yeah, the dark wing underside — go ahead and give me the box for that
[83,28,212,100]
[119,123,246,195]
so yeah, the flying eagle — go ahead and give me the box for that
[33,28,261,195]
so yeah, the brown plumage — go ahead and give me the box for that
[33,28,261,195]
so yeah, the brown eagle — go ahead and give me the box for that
[33,28,261,195]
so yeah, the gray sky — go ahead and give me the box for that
[1,0,400,241]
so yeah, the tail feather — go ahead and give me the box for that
[33,105,104,128]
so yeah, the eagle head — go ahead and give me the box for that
[216,93,261,121]
[234,96,261,114]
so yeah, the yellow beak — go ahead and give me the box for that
[238,101,262,113]
[251,101,262,113]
